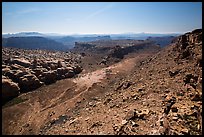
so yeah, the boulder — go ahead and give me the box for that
[5,70,19,81]
[65,70,75,78]
[56,67,75,79]
[65,67,74,72]
[49,63,58,70]
[57,61,63,68]
[56,68,65,79]
[2,67,11,75]
[11,64,24,70]
[2,75,7,79]
[39,71,57,85]
[64,58,71,62]
[40,61,49,69]
[6,70,30,83]
[61,61,67,68]
[12,70,29,83]
[2,64,7,69]
[32,68,43,77]
[73,65,82,74]
[31,58,38,68]
[124,109,136,120]
[15,70,30,78]
[64,67,74,75]
[18,74,43,92]
[12,58,31,68]
[2,78,20,105]
[57,68,65,76]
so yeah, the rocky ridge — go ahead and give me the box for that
[40,29,202,135]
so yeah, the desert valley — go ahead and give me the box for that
[2,29,202,135]
[2,2,202,135]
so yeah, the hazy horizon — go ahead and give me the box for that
[2,31,184,35]
[2,2,202,34]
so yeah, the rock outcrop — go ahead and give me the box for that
[2,77,20,105]
[12,58,31,68]
[174,29,202,63]
[2,47,83,105]
[18,73,43,92]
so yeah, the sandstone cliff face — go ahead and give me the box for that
[174,29,202,62]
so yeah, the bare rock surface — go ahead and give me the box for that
[2,48,83,104]
[2,77,20,105]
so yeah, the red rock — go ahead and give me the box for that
[2,78,20,104]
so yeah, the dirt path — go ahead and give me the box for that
[73,56,140,91]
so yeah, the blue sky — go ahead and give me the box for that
[2,2,202,34]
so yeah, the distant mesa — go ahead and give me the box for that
[2,36,69,51]
[2,31,181,51]
[146,36,176,48]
